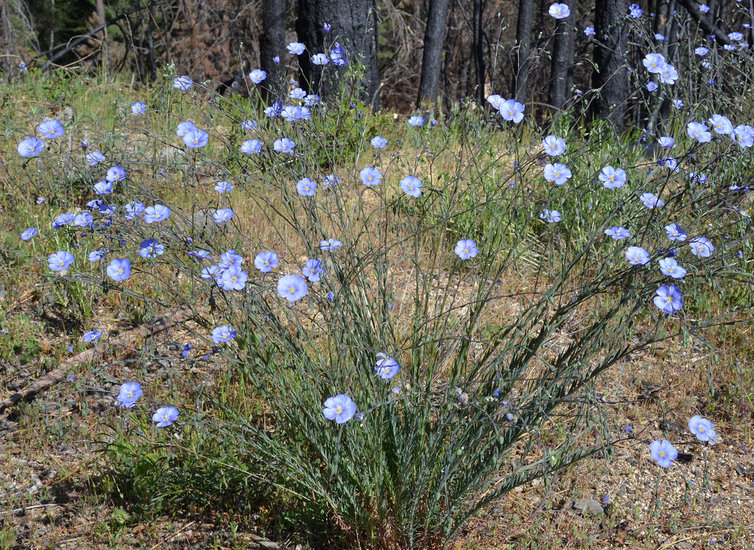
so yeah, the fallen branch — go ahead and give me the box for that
[39,0,168,72]
[0,307,193,412]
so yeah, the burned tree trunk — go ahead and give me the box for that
[296,0,380,109]
[260,0,287,99]
[591,0,630,132]
[514,0,534,103]
[417,0,451,108]
[548,4,575,111]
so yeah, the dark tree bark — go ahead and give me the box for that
[591,0,630,132]
[548,4,576,112]
[676,0,737,48]
[472,0,485,105]
[416,0,451,108]
[260,0,287,100]
[514,0,534,103]
[296,0,380,109]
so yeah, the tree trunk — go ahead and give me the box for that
[514,0,534,103]
[473,0,485,105]
[416,0,451,108]
[591,0,629,132]
[260,0,287,100]
[296,0,380,109]
[548,4,576,112]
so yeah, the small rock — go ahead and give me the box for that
[250,534,280,549]
[572,498,604,515]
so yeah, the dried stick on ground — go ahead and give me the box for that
[0,307,193,412]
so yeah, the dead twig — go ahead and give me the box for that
[0,307,193,412]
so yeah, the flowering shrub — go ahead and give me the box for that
[3,7,754,548]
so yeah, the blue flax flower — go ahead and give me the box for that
[548,3,570,19]
[215,180,234,193]
[125,201,145,220]
[173,76,193,91]
[183,128,208,148]
[320,239,343,251]
[248,69,266,84]
[542,135,566,156]
[626,246,650,265]
[297,178,317,196]
[176,121,196,137]
[152,406,179,427]
[599,166,627,189]
[302,259,325,282]
[499,99,525,123]
[689,237,714,257]
[213,209,234,224]
[277,274,308,302]
[360,166,382,186]
[311,53,329,65]
[107,166,126,182]
[212,325,237,343]
[254,251,279,272]
[131,101,146,114]
[83,329,103,343]
[649,439,677,468]
[241,139,262,154]
[455,239,478,259]
[640,192,664,209]
[540,209,562,223]
[21,227,38,241]
[659,258,686,279]
[665,223,687,241]
[408,115,424,127]
[273,137,296,154]
[371,136,387,149]
[330,42,347,65]
[653,285,683,314]
[605,226,631,240]
[688,415,716,442]
[94,181,113,195]
[138,239,164,258]
[375,353,400,379]
[107,258,131,281]
[323,394,357,424]
[48,251,74,272]
[144,204,171,223]
[38,120,65,139]
[544,163,572,186]
[687,122,712,143]
[17,137,45,157]
[117,382,143,408]
[400,176,423,197]
[73,212,93,227]
[219,266,248,291]
[287,42,305,55]
[86,151,106,165]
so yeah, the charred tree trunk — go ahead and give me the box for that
[260,0,287,99]
[416,0,451,108]
[514,0,534,103]
[473,0,485,105]
[591,0,630,132]
[548,4,575,112]
[296,0,380,109]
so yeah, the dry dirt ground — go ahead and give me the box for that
[1,297,753,550]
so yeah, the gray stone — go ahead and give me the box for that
[572,498,604,515]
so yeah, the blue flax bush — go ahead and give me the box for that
[5,7,754,548]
